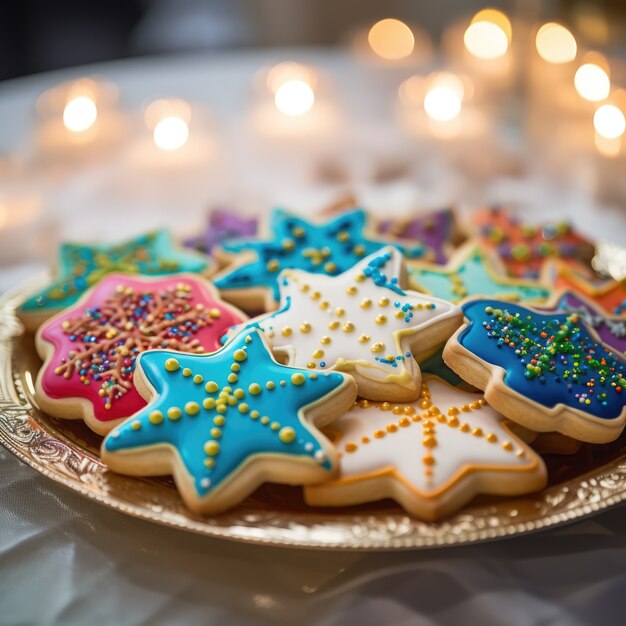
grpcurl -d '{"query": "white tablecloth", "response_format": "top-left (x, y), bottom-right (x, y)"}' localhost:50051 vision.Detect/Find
top-left (1, 50), bottom-right (626, 625)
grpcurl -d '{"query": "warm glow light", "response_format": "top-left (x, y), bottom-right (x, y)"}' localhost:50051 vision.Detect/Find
top-left (471, 9), bottom-right (512, 39)
top-left (145, 99), bottom-right (191, 129)
top-left (574, 63), bottom-right (610, 101)
top-left (424, 86), bottom-right (462, 121)
top-left (267, 63), bottom-right (317, 94)
top-left (464, 21), bottom-right (509, 60)
top-left (536, 23), bottom-right (577, 63)
top-left (595, 133), bottom-right (621, 157)
top-left (274, 80), bottom-right (315, 116)
top-left (398, 75), bottom-right (424, 106)
top-left (153, 116), bottom-right (189, 151)
top-left (368, 18), bottom-right (415, 60)
top-left (63, 96), bottom-right (97, 132)
top-left (594, 104), bottom-right (626, 139)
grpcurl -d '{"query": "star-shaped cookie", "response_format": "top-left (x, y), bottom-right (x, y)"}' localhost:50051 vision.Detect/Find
top-left (35, 274), bottom-right (246, 435)
top-left (305, 377), bottom-right (547, 521)
top-left (550, 261), bottom-right (626, 317)
top-left (212, 209), bottom-right (427, 312)
top-left (377, 207), bottom-right (462, 264)
top-left (443, 300), bottom-right (626, 443)
top-left (472, 206), bottom-right (595, 278)
top-left (235, 247), bottom-right (462, 401)
top-left (183, 208), bottom-right (258, 255)
top-left (408, 242), bottom-right (551, 304)
top-left (101, 328), bottom-right (357, 514)
top-left (541, 290), bottom-right (626, 354)
top-left (20, 230), bottom-right (211, 330)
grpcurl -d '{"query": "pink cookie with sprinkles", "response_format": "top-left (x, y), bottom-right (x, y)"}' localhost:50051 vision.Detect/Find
top-left (35, 273), bottom-right (247, 435)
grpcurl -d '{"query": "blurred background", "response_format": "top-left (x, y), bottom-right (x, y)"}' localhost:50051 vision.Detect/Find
top-left (2, 0), bottom-right (626, 81)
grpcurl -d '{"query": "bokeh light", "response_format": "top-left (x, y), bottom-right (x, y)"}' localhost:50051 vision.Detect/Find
top-left (594, 104), bottom-right (626, 139)
top-left (536, 23), bottom-right (577, 63)
top-left (368, 18), bottom-right (415, 60)
top-left (153, 116), bottom-right (189, 151)
top-left (574, 63), bottom-right (610, 102)
top-left (63, 96), bottom-right (97, 133)
top-left (464, 9), bottom-right (510, 60)
top-left (274, 80), bottom-right (315, 116)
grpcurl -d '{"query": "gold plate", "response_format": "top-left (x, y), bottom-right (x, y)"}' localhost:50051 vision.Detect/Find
top-left (1, 277), bottom-right (626, 551)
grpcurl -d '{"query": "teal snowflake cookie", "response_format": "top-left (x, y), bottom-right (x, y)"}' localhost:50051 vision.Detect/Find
top-left (212, 208), bottom-right (426, 311)
top-left (101, 328), bottom-right (357, 514)
top-left (408, 242), bottom-right (551, 304)
top-left (19, 230), bottom-right (211, 329)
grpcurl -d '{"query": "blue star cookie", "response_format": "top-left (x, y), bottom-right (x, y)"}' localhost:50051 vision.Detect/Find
top-left (213, 209), bottom-right (426, 310)
top-left (101, 329), bottom-right (356, 513)
top-left (19, 230), bottom-right (211, 328)
top-left (443, 300), bottom-right (626, 443)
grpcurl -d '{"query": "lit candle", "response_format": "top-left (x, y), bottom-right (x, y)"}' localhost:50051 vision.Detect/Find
top-left (253, 62), bottom-right (335, 137)
top-left (35, 77), bottom-right (124, 157)
top-left (145, 99), bottom-right (191, 151)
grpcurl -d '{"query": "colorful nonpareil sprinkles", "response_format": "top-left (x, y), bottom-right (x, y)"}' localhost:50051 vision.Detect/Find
top-left (459, 300), bottom-right (626, 419)
top-left (53, 283), bottom-right (215, 410)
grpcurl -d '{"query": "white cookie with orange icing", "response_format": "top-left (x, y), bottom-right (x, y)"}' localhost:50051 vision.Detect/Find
top-left (236, 248), bottom-right (462, 401)
top-left (305, 376), bottom-right (547, 520)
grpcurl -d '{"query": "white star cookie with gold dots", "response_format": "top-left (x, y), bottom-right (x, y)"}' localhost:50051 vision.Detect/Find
top-left (237, 247), bottom-right (463, 401)
top-left (305, 377), bottom-right (547, 521)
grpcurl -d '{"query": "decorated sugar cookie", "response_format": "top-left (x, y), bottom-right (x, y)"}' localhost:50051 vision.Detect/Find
top-left (212, 209), bottom-right (427, 312)
top-left (377, 207), bottom-right (462, 264)
top-left (35, 274), bottom-right (246, 435)
top-left (408, 242), bottom-right (551, 304)
top-left (305, 377), bottom-right (546, 521)
top-left (472, 206), bottom-right (595, 278)
top-left (101, 329), bottom-right (357, 514)
top-left (551, 261), bottom-right (626, 317)
top-left (443, 300), bottom-right (626, 443)
top-left (235, 247), bottom-right (462, 401)
top-left (541, 290), bottom-right (626, 355)
top-left (20, 230), bottom-right (211, 330)
top-left (183, 209), bottom-right (258, 255)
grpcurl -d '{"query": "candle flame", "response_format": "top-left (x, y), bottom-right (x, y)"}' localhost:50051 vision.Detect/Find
top-left (574, 63), bottom-right (610, 102)
top-left (63, 96), bottom-right (97, 133)
top-left (153, 116), bottom-right (189, 151)
top-left (368, 18), bottom-right (415, 60)
top-left (535, 23), bottom-right (577, 64)
top-left (274, 80), bottom-right (315, 116)
top-left (594, 104), bottom-right (625, 139)
top-left (464, 9), bottom-right (510, 60)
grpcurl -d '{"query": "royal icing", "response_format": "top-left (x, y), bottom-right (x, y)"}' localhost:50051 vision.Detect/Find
top-left (408, 245), bottom-right (551, 304)
top-left (552, 262), bottom-right (626, 317)
top-left (103, 329), bottom-right (348, 501)
top-left (184, 209), bottom-right (258, 255)
top-left (459, 300), bottom-right (626, 420)
top-left (541, 291), bottom-right (626, 354)
top-left (377, 207), bottom-right (459, 264)
top-left (473, 207), bottom-right (595, 278)
top-left (21, 230), bottom-right (210, 317)
top-left (38, 274), bottom-right (244, 429)
top-left (238, 248), bottom-right (461, 393)
top-left (213, 209), bottom-right (426, 303)
top-left (306, 378), bottom-right (544, 513)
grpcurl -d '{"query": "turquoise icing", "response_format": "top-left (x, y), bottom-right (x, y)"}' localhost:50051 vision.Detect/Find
top-left (420, 350), bottom-right (466, 387)
top-left (214, 209), bottom-right (425, 301)
top-left (103, 329), bottom-right (346, 497)
top-left (409, 250), bottom-right (550, 303)
top-left (21, 230), bottom-right (209, 314)
top-left (459, 300), bottom-right (626, 420)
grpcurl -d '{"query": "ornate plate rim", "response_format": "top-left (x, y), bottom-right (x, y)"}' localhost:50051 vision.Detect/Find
top-left (1, 275), bottom-right (626, 551)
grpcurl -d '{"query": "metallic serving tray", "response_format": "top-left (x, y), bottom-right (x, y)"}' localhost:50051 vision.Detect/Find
top-left (1, 277), bottom-right (626, 550)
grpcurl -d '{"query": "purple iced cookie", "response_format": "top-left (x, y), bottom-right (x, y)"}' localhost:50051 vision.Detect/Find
top-left (541, 290), bottom-right (626, 354)
top-left (185, 209), bottom-right (258, 255)
top-left (377, 208), bottom-right (458, 264)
